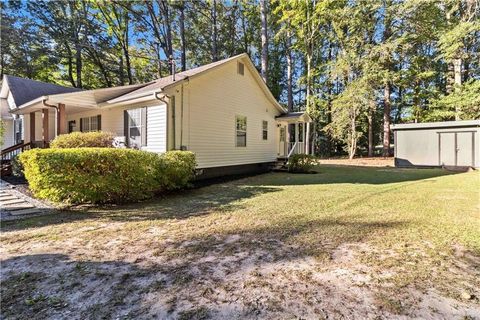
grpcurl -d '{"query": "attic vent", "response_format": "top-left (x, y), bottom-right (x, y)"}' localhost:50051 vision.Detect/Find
top-left (237, 62), bottom-right (244, 75)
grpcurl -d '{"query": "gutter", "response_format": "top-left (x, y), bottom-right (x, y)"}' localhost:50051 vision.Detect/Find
top-left (154, 92), bottom-right (175, 150)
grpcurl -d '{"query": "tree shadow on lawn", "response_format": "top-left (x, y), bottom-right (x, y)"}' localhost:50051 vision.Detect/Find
top-left (1, 216), bottom-right (409, 319)
top-left (1, 184), bottom-right (282, 231)
top-left (264, 165), bottom-right (459, 186)
top-left (1, 165), bottom-right (460, 232)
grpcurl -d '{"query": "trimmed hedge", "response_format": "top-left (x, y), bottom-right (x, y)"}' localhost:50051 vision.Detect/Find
top-left (19, 148), bottom-right (196, 204)
top-left (50, 131), bottom-right (114, 148)
top-left (288, 154), bottom-right (318, 173)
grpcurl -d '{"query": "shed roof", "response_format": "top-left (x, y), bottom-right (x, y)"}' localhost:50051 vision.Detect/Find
top-left (391, 120), bottom-right (480, 131)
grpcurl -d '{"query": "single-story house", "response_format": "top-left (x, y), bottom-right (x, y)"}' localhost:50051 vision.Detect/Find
top-left (392, 120), bottom-right (480, 169)
top-left (1, 54), bottom-right (312, 178)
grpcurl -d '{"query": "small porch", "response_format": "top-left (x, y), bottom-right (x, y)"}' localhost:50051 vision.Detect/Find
top-left (275, 112), bottom-right (314, 158)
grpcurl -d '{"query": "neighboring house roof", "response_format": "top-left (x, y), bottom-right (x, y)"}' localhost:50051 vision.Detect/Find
top-left (1, 75), bottom-right (82, 107)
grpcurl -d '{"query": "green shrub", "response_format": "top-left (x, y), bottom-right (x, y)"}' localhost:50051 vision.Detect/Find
top-left (288, 154), bottom-right (318, 173)
top-left (159, 151), bottom-right (197, 190)
top-left (19, 148), bottom-right (196, 204)
top-left (11, 155), bottom-right (24, 177)
top-left (50, 131), bottom-right (114, 148)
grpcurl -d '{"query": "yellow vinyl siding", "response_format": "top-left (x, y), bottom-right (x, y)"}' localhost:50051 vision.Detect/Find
top-left (167, 58), bottom-right (281, 169)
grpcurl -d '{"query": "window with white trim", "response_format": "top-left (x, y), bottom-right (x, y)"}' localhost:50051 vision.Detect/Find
top-left (127, 107), bottom-right (147, 148)
top-left (236, 115), bottom-right (247, 147)
top-left (262, 120), bottom-right (268, 140)
top-left (80, 115), bottom-right (100, 132)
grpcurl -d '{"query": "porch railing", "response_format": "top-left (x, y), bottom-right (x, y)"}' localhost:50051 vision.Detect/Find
top-left (1, 142), bottom-right (33, 161)
top-left (287, 142), bottom-right (305, 157)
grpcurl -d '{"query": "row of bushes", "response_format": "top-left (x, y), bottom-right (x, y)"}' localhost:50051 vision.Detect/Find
top-left (19, 148), bottom-right (196, 204)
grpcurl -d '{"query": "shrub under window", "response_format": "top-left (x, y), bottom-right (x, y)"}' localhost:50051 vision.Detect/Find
top-left (50, 131), bottom-right (114, 148)
top-left (19, 148), bottom-right (196, 204)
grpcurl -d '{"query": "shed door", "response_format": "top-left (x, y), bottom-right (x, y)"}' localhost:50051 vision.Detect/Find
top-left (439, 133), bottom-right (456, 166)
top-left (456, 132), bottom-right (474, 166)
top-left (439, 131), bottom-right (475, 167)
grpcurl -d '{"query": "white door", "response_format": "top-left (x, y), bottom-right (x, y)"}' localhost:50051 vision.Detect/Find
top-left (277, 126), bottom-right (286, 157)
top-left (457, 132), bottom-right (474, 166)
top-left (439, 132), bottom-right (456, 166)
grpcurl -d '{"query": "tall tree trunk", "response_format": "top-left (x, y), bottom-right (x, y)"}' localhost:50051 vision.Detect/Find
top-left (124, 15), bottom-right (133, 85)
top-left (413, 81), bottom-right (420, 122)
top-left (306, 51), bottom-right (312, 113)
top-left (65, 42), bottom-right (76, 87)
top-left (179, 3), bottom-right (186, 71)
top-left (260, 0), bottom-right (268, 83)
top-left (286, 30), bottom-right (293, 112)
top-left (75, 42), bottom-right (82, 88)
top-left (119, 53), bottom-right (125, 86)
top-left (383, 83), bottom-right (391, 157)
top-left (382, 0), bottom-right (392, 157)
top-left (368, 106), bottom-right (374, 157)
top-left (349, 113), bottom-right (357, 160)
top-left (211, 0), bottom-right (218, 61)
top-left (453, 58), bottom-right (462, 120)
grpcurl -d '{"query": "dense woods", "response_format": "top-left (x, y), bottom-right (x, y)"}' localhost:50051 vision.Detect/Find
top-left (1, 0), bottom-right (479, 157)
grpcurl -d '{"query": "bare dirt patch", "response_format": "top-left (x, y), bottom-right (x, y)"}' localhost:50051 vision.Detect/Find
top-left (320, 157), bottom-right (394, 167)
top-left (1, 167), bottom-right (479, 319)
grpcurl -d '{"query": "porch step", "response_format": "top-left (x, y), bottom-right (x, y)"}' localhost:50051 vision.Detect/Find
top-left (271, 157), bottom-right (289, 172)
top-left (9, 208), bottom-right (42, 216)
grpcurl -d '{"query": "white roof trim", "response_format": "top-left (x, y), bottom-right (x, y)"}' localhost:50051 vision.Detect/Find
top-left (391, 120), bottom-right (480, 130)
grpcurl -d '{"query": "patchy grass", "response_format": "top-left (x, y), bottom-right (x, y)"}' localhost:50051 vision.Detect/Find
top-left (1, 166), bottom-right (479, 319)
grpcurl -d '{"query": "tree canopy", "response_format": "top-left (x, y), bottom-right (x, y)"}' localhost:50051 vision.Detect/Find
top-left (1, 0), bottom-right (479, 158)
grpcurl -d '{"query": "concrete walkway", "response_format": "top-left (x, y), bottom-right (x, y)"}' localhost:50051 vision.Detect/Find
top-left (0, 180), bottom-right (53, 221)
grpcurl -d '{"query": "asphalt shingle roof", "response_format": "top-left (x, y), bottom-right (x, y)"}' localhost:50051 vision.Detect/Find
top-left (4, 75), bottom-right (81, 107)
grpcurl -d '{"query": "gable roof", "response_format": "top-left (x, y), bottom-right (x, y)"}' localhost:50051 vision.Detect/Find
top-left (106, 54), bottom-right (286, 113)
top-left (6, 54), bottom-right (286, 114)
top-left (1, 75), bottom-right (81, 107)
top-left (106, 54), bottom-right (245, 104)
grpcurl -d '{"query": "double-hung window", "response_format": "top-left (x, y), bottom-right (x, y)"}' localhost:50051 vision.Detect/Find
top-left (236, 115), bottom-right (247, 147)
top-left (80, 115), bottom-right (101, 132)
top-left (262, 120), bottom-right (268, 140)
top-left (126, 107), bottom-right (147, 149)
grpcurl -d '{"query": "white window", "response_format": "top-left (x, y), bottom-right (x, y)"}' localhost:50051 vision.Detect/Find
top-left (80, 115), bottom-right (101, 132)
top-left (236, 115), bottom-right (247, 147)
top-left (237, 62), bottom-right (244, 76)
top-left (262, 120), bottom-right (268, 140)
top-left (127, 107), bottom-right (147, 148)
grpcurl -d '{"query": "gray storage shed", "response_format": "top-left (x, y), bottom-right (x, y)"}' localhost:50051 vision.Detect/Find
top-left (391, 120), bottom-right (480, 169)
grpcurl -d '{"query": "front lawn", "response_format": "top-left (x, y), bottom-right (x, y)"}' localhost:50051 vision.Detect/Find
top-left (1, 166), bottom-right (479, 319)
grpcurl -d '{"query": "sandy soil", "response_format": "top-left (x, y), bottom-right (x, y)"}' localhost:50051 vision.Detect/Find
top-left (1, 231), bottom-right (479, 319)
top-left (320, 157), bottom-right (394, 167)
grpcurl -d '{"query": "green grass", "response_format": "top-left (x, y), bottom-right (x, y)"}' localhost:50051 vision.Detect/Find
top-left (1, 165), bottom-right (479, 318)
